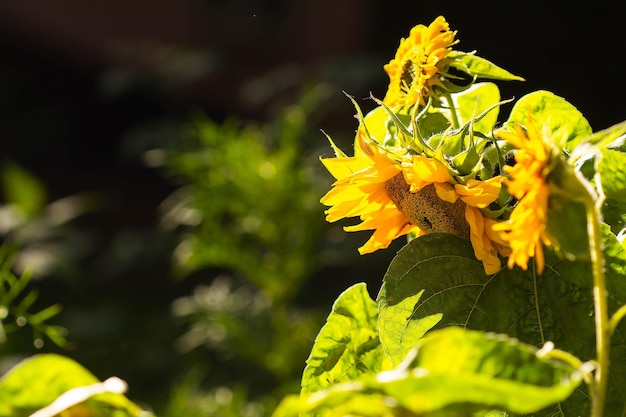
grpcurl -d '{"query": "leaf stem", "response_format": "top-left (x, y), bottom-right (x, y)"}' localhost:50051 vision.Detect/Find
top-left (531, 261), bottom-right (545, 344)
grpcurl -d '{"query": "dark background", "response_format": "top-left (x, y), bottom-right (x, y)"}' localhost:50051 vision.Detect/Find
top-left (0, 0), bottom-right (624, 412)
top-left (1, 1), bottom-right (625, 207)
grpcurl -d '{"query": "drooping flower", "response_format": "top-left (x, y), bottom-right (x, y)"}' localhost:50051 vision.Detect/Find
top-left (382, 16), bottom-right (457, 110)
top-left (404, 155), bottom-right (506, 274)
top-left (492, 121), bottom-right (554, 274)
top-left (320, 131), bottom-right (419, 254)
top-left (400, 157), bottom-right (507, 275)
top-left (321, 123), bottom-right (508, 275)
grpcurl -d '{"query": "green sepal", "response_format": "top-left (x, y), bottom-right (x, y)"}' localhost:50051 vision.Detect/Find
top-left (450, 135), bottom-right (482, 175)
top-left (360, 104), bottom-right (407, 149)
top-left (368, 94), bottom-right (432, 152)
top-left (415, 112), bottom-right (451, 145)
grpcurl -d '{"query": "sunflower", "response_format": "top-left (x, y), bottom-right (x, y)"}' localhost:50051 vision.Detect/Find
top-left (492, 121), bottom-right (553, 274)
top-left (382, 16), bottom-right (457, 110)
top-left (401, 158), bottom-right (507, 275)
top-left (320, 131), bottom-right (419, 254)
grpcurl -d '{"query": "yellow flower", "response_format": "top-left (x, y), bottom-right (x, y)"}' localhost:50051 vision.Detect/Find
top-left (320, 132), bottom-right (418, 254)
top-left (320, 127), bottom-right (506, 275)
top-left (492, 121), bottom-right (553, 274)
top-left (383, 16), bottom-right (457, 110)
top-left (401, 158), bottom-right (506, 275)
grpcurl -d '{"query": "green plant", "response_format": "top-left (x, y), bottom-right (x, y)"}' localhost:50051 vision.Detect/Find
top-left (155, 85), bottom-right (342, 416)
top-left (274, 16), bottom-right (626, 417)
top-left (0, 245), bottom-right (66, 348)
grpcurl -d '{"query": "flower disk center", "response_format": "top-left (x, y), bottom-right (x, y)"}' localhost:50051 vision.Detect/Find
top-left (384, 173), bottom-right (470, 237)
top-left (400, 49), bottom-right (427, 92)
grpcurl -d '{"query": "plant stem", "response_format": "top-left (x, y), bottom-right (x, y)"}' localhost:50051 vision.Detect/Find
top-left (532, 262), bottom-right (545, 344)
top-left (586, 191), bottom-right (609, 417)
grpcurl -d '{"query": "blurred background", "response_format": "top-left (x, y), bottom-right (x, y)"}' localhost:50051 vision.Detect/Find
top-left (0, 1), bottom-right (623, 416)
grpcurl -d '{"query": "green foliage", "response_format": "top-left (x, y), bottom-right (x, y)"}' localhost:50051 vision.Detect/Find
top-left (276, 229), bottom-right (626, 416)
top-left (154, 86), bottom-right (340, 415)
top-left (545, 193), bottom-right (590, 260)
top-left (172, 276), bottom-right (320, 382)
top-left (0, 354), bottom-right (151, 417)
top-left (301, 283), bottom-right (383, 395)
top-left (1, 161), bottom-right (47, 219)
top-left (453, 82), bottom-right (501, 134)
top-left (161, 86), bottom-right (329, 303)
top-left (0, 245), bottom-right (67, 348)
top-left (275, 328), bottom-right (581, 417)
top-left (574, 119), bottom-right (626, 149)
top-left (162, 373), bottom-right (268, 417)
top-left (505, 90), bottom-right (592, 150)
top-left (274, 25), bottom-right (626, 416)
top-left (599, 148), bottom-right (626, 202)
top-left (447, 52), bottom-right (525, 82)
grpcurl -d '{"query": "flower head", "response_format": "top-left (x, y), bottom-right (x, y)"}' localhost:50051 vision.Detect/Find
top-left (321, 123), bottom-right (508, 275)
top-left (383, 16), bottom-right (457, 110)
top-left (492, 121), bottom-right (554, 273)
top-left (320, 131), bottom-right (418, 254)
top-left (400, 157), bottom-right (506, 275)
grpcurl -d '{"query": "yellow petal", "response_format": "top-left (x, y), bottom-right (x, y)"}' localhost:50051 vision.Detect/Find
top-left (455, 177), bottom-right (503, 208)
top-left (434, 182), bottom-right (457, 203)
top-left (465, 206), bottom-right (502, 275)
top-left (320, 156), bottom-right (370, 181)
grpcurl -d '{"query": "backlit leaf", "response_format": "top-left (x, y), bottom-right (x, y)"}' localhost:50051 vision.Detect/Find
top-left (375, 233), bottom-right (606, 415)
top-left (0, 354), bottom-right (150, 417)
top-left (505, 90), bottom-right (592, 150)
top-left (274, 328), bottom-right (582, 417)
top-left (448, 52), bottom-right (525, 82)
top-left (301, 283), bottom-right (384, 395)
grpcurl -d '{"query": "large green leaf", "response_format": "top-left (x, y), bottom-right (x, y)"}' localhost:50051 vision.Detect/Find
top-left (274, 328), bottom-right (582, 417)
top-left (549, 224), bottom-right (626, 311)
top-left (377, 286), bottom-right (441, 368)
top-left (545, 224), bottom-right (626, 415)
top-left (506, 90), bottom-right (592, 150)
top-left (0, 354), bottom-right (151, 417)
top-left (301, 283), bottom-right (384, 395)
top-left (376, 233), bottom-right (601, 416)
top-left (377, 234), bottom-right (480, 366)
